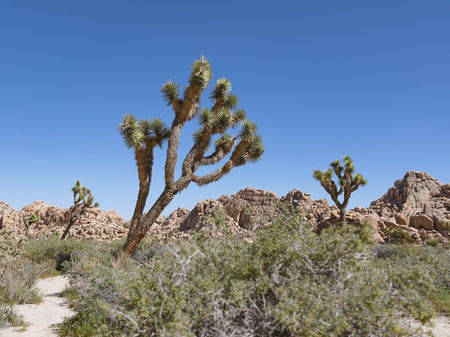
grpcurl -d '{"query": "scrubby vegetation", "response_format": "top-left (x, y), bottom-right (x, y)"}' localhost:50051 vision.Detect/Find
top-left (0, 230), bottom-right (41, 328)
top-left (2, 209), bottom-right (448, 336)
top-left (49, 210), bottom-right (450, 336)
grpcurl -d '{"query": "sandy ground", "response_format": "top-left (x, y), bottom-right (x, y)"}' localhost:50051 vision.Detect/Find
top-left (0, 276), bottom-right (74, 337)
top-left (404, 316), bottom-right (450, 337)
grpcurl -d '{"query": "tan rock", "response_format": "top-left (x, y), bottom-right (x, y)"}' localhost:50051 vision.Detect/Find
top-left (224, 187), bottom-right (279, 229)
top-left (410, 214), bottom-right (435, 230)
top-left (394, 213), bottom-right (409, 226)
top-left (179, 199), bottom-right (237, 231)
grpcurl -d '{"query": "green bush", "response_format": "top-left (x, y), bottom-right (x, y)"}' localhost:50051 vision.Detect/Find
top-left (374, 244), bottom-right (450, 315)
top-left (59, 208), bottom-right (440, 336)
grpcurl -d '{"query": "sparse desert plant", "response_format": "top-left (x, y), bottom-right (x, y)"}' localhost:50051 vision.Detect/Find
top-left (61, 181), bottom-right (99, 240)
top-left (23, 213), bottom-right (40, 237)
top-left (313, 155), bottom-right (367, 223)
top-left (121, 56), bottom-right (264, 256)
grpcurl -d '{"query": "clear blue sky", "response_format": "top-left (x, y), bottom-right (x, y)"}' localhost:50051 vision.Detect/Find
top-left (1, 0), bottom-right (449, 220)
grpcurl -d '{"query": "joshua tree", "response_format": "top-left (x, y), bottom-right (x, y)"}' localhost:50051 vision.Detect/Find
top-left (119, 116), bottom-right (170, 236)
top-left (61, 180), bottom-right (99, 240)
top-left (23, 213), bottom-right (40, 237)
top-left (313, 156), bottom-right (367, 224)
top-left (121, 56), bottom-right (264, 256)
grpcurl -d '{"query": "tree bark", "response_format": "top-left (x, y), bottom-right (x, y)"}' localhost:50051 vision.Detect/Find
top-left (339, 206), bottom-right (347, 224)
top-left (128, 150), bottom-right (152, 235)
top-left (61, 216), bottom-right (76, 240)
top-left (122, 187), bottom-right (176, 256)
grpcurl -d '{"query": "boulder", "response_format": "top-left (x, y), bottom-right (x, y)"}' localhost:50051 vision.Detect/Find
top-left (223, 188), bottom-right (279, 229)
top-left (394, 213), bottom-right (409, 227)
top-left (281, 190), bottom-right (332, 226)
top-left (179, 200), bottom-right (238, 231)
top-left (410, 214), bottom-right (435, 231)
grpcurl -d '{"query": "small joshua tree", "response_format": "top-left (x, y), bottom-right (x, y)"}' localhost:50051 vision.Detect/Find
top-left (23, 213), bottom-right (40, 237)
top-left (121, 56), bottom-right (264, 255)
top-left (61, 181), bottom-right (99, 240)
top-left (313, 156), bottom-right (367, 224)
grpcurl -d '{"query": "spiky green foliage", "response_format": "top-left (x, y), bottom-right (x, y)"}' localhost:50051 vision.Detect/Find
top-left (121, 56), bottom-right (264, 256)
top-left (238, 119), bottom-right (258, 142)
top-left (189, 56), bottom-right (212, 89)
top-left (61, 181), bottom-right (99, 240)
top-left (161, 81), bottom-right (180, 106)
top-left (233, 108), bottom-right (247, 122)
top-left (314, 156), bottom-right (367, 223)
top-left (214, 134), bottom-right (235, 153)
top-left (118, 114), bottom-right (143, 149)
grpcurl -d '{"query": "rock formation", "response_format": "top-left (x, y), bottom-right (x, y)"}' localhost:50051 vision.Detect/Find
top-left (1, 171), bottom-right (449, 244)
top-left (0, 201), bottom-right (127, 241)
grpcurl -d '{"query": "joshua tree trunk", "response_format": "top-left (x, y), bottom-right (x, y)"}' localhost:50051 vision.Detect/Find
top-left (127, 149), bottom-right (153, 234)
top-left (122, 187), bottom-right (176, 256)
top-left (339, 206), bottom-right (346, 224)
top-left (61, 216), bottom-right (77, 240)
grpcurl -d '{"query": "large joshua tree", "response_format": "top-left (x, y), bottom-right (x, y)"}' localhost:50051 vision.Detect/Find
top-left (313, 156), bottom-right (367, 224)
top-left (121, 56), bottom-right (264, 256)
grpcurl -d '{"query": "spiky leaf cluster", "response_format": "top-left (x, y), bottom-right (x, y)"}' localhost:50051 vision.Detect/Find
top-left (189, 56), bottom-right (212, 89)
top-left (119, 115), bottom-right (170, 149)
top-left (214, 134), bottom-right (235, 153)
top-left (119, 114), bottom-right (143, 149)
top-left (161, 81), bottom-right (181, 106)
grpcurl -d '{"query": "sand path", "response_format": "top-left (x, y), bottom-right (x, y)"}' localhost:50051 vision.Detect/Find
top-left (0, 276), bottom-right (74, 337)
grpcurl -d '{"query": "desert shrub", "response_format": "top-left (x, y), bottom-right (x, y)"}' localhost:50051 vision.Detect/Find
top-left (24, 235), bottom-right (114, 272)
top-left (374, 244), bottom-right (450, 315)
top-left (0, 230), bottom-right (42, 328)
top-left (59, 208), bottom-right (439, 336)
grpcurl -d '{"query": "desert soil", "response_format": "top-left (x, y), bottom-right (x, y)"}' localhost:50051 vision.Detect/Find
top-left (0, 275), bottom-right (74, 337)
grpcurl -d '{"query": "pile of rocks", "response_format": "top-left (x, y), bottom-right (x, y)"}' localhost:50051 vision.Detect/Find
top-left (1, 171), bottom-right (448, 244)
top-left (0, 201), bottom-right (127, 241)
top-left (156, 171), bottom-right (449, 245)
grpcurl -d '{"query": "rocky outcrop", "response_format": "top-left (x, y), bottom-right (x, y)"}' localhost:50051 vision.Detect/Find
top-left (2, 171), bottom-right (448, 245)
top-left (280, 190), bottom-right (332, 226)
top-left (364, 171), bottom-right (450, 241)
top-left (0, 201), bottom-right (127, 241)
top-left (368, 171), bottom-right (450, 217)
top-left (223, 188), bottom-right (279, 229)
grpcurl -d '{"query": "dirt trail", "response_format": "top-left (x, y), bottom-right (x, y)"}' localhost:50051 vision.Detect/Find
top-left (0, 275), bottom-right (74, 337)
